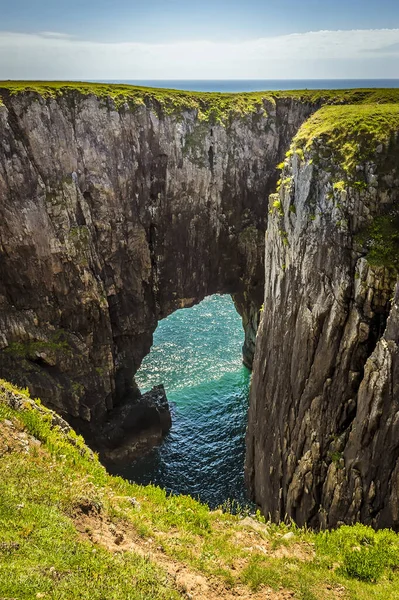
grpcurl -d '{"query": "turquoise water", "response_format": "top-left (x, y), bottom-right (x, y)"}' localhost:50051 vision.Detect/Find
top-left (118, 294), bottom-right (251, 508)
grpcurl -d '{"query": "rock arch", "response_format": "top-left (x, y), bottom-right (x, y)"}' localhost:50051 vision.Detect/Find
top-left (0, 90), bottom-right (315, 442)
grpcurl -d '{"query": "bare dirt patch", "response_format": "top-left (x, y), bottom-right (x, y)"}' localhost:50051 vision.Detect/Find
top-left (72, 506), bottom-right (302, 600)
top-left (231, 519), bottom-right (315, 562)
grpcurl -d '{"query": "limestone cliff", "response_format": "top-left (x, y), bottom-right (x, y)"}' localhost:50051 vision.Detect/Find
top-left (246, 104), bottom-right (399, 529)
top-left (0, 83), bottom-right (316, 444)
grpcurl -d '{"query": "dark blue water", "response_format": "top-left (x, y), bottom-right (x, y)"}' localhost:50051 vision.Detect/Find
top-left (118, 295), bottom-right (251, 508)
top-left (97, 79), bottom-right (399, 92)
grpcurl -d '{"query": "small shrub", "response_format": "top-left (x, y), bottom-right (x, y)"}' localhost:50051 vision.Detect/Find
top-left (342, 545), bottom-right (385, 582)
top-left (316, 524), bottom-right (399, 583)
top-left (356, 213), bottom-right (399, 272)
top-left (333, 180), bottom-right (346, 192)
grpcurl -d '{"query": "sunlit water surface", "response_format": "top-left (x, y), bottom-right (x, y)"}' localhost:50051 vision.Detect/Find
top-left (114, 295), bottom-right (251, 508)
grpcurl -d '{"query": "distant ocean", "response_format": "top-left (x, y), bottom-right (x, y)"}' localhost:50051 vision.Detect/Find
top-left (96, 79), bottom-right (399, 92)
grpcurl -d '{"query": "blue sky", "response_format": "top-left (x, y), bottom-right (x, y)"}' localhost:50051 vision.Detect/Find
top-left (3, 0), bottom-right (399, 41)
top-left (1, 0), bottom-right (399, 78)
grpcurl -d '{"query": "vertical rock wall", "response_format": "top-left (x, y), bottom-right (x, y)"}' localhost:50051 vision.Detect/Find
top-left (247, 126), bottom-right (399, 528)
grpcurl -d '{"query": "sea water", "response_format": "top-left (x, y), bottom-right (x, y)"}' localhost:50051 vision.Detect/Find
top-left (116, 295), bottom-right (251, 508)
top-left (97, 79), bottom-right (399, 92)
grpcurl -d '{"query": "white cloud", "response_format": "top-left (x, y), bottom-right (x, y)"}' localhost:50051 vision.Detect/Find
top-left (0, 29), bottom-right (398, 79)
top-left (38, 32), bottom-right (76, 39)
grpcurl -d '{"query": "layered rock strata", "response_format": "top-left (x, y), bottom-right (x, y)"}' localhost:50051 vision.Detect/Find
top-left (246, 115), bottom-right (399, 529)
top-left (0, 87), bottom-right (315, 441)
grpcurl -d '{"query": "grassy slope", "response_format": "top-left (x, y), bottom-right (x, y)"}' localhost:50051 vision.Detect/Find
top-left (2, 381), bottom-right (399, 600)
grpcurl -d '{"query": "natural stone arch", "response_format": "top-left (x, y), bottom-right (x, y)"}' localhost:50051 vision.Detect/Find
top-left (0, 89), bottom-right (316, 445)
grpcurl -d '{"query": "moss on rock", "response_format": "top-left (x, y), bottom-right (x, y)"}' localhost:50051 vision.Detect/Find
top-left (356, 213), bottom-right (399, 273)
top-left (293, 104), bottom-right (399, 176)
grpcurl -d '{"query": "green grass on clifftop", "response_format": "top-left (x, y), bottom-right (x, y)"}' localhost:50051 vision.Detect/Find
top-left (2, 379), bottom-right (399, 599)
top-left (1, 81), bottom-right (399, 124)
top-left (293, 103), bottom-right (399, 174)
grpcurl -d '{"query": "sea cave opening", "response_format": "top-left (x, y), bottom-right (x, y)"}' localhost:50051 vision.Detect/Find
top-left (112, 294), bottom-right (252, 508)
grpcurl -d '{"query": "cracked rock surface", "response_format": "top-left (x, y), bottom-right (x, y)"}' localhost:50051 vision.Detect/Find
top-left (246, 138), bottom-right (399, 529)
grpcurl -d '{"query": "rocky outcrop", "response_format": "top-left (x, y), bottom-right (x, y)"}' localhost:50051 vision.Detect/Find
top-left (246, 115), bottom-right (399, 529)
top-left (0, 87), bottom-right (316, 442)
top-left (96, 384), bottom-right (171, 464)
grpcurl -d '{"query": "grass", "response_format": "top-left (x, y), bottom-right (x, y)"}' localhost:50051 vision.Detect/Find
top-left (1, 508), bottom-right (177, 600)
top-left (292, 104), bottom-right (399, 175)
top-left (2, 380), bottom-right (399, 599)
top-left (0, 81), bottom-right (399, 124)
top-left (316, 525), bottom-right (399, 582)
top-left (0, 80), bottom-right (271, 124)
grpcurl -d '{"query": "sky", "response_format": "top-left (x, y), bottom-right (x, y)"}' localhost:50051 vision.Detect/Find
top-left (1, 0), bottom-right (399, 79)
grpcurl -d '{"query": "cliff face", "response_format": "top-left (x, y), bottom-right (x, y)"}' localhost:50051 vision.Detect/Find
top-left (0, 87), bottom-right (315, 439)
top-left (246, 105), bottom-right (399, 529)
top-left (2, 85), bottom-right (399, 528)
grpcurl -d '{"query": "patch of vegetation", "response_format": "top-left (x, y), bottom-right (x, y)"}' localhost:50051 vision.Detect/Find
top-left (295, 148), bottom-right (305, 161)
top-left (270, 195), bottom-right (284, 217)
top-left (279, 229), bottom-right (289, 246)
top-left (242, 555), bottom-right (282, 591)
top-left (4, 335), bottom-right (71, 361)
top-left (356, 213), bottom-right (399, 272)
top-left (0, 81), bottom-right (268, 125)
top-left (333, 181), bottom-right (346, 193)
top-left (182, 121), bottom-right (209, 166)
top-left (316, 524), bottom-right (399, 583)
top-left (352, 180), bottom-right (368, 190)
top-left (238, 226), bottom-right (261, 246)
top-left (282, 176), bottom-right (293, 189)
top-left (2, 380), bottom-right (399, 599)
top-left (293, 104), bottom-right (399, 176)
top-left (328, 450), bottom-right (344, 467)
top-left (67, 226), bottom-right (91, 266)
top-left (69, 225), bottom-right (90, 243)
